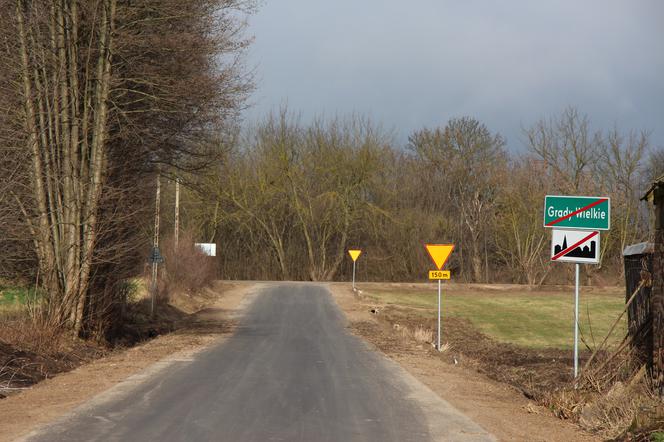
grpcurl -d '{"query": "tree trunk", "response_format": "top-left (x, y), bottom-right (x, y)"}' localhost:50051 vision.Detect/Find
top-left (14, 0), bottom-right (117, 334)
top-left (652, 198), bottom-right (664, 397)
top-left (471, 237), bottom-right (483, 283)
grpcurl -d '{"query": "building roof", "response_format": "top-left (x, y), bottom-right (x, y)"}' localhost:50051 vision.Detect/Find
top-left (642, 174), bottom-right (664, 202)
top-left (623, 242), bottom-right (654, 256)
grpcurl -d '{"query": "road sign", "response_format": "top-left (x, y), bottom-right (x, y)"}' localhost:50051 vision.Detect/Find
top-left (549, 228), bottom-right (600, 378)
top-left (429, 270), bottom-right (450, 280)
top-left (544, 195), bottom-right (610, 230)
top-left (551, 229), bottom-right (600, 264)
top-left (348, 249), bottom-right (362, 290)
top-left (424, 244), bottom-right (454, 270)
top-left (545, 196), bottom-right (608, 379)
top-left (149, 246), bottom-right (165, 264)
top-left (195, 243), bottom-right (216, 257)
top-left (424, 244), bottom-right (454, 353)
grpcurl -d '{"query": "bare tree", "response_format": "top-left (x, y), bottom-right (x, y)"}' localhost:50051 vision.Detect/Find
top-left (164, 109), bottom-right (653, 287)
top-left (0, 0), bottom-right (253, 337)
top-left (525, 107), bottom-right (601, 194)
top-left (409, 117), bottom-right (506, 282)
top-left (495, 158), bottom-right (550, 285)
top-left (597, 128), bottom-right (649, 271)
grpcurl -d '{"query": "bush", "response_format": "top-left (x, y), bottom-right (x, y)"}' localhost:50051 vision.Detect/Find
top-left (162, 231), bottom-right (217, 296)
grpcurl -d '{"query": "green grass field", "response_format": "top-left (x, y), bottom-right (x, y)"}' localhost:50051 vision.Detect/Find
top-left (1, 288), bottom-right (32, 305)
top-left (0, 279), bottom-right (141, 314)
top-left (0, 286), bottom-right (39, 314)
top-left (365, 287), bottom-right (626, 349)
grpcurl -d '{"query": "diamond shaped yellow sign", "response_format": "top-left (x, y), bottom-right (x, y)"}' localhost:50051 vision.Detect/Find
top-left (348, 249), bottom-right (362, 262)
top-left (425, 244), bottom-right (454, 270)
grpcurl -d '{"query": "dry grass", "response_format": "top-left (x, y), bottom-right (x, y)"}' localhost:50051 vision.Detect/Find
top-left (162, 232), bottom-right (217, 297)
top-left (541, 338), bottom-right (660, 440)
top-left (413, 326), bottom-right (433, 344)
top-left (0, 310), bottom-right (75, 357)
top-left (0, 306), bottom-right (105, 399)
top-left (437, 341), bottom-right (451, 353)
top-left (546, 372), bottom-right (657, 440)
top-left (392, 323), bottom-right (436, 347)
top-left (1, 285), bottom-right (80, 356)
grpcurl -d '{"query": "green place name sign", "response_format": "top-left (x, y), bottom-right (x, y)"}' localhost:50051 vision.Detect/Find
top-left (543, 195), bottom-right (610, 230)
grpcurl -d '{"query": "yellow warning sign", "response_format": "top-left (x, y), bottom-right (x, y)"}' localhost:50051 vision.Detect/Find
top-left (348, 250), bottom-right (362, 262)
top-left (429, 270), bottom-right (450, 280)
top-left (424, 244), bottom-right (454, 270)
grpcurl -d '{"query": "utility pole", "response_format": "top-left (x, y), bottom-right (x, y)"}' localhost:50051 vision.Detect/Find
top-left (151, 172), bottom-right (161, 317)
top-left (174, 177), bottom-right (180, 250)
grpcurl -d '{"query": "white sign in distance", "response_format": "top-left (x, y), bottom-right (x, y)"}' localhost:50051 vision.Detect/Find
top-left (195, 243), bottom-right (216, 257)
top-left (551, 229), bottom-right (600, 264)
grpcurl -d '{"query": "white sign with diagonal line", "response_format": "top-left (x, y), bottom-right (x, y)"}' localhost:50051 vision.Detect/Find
top-left (551, 229), bottom-right (600, 264)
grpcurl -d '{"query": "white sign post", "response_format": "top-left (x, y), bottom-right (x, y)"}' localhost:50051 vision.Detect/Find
top-left (195, 243), bottom-right (216, 257)
top-left (574, 263), bottom-right (580, 378)
top-left (550, 229), bottom-right (601, 378)
top-left (551, 229), bottom-right (600, 264)
top-left (545, 196), bottom-right (608, 379)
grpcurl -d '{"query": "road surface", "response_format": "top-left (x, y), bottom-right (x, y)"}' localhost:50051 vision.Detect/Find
top-left (25, 283), bottom-right (493, 442)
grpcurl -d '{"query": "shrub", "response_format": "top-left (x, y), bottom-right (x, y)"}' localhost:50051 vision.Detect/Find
top-left (162, 231), bottom-right (217, 296)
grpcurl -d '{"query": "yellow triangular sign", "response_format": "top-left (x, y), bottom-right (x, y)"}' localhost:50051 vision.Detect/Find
top-left (425, 244), bottom-right (454, 270)
top-left (348, 249), bottom-right (362, 262)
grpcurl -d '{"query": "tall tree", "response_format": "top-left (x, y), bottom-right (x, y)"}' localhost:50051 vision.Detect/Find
top-left (0, 0), bottom-right (253, 336)
top-left (409, 117), bottom-right (506, 282)
top-left (495, 158), bottom-right (550, 285)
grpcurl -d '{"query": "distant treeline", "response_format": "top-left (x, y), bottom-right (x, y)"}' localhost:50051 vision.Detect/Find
top-left (167, 107), bottom-right (660, 285)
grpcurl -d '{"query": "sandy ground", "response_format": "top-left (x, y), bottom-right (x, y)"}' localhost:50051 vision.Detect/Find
top-left (327, 282), bottom-right (601, 442)
top-left (0, 281), bottom-right (257, 442)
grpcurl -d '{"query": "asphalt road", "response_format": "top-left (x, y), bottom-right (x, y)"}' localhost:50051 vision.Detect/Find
top-left (26, 283), bottom-right (493, 442)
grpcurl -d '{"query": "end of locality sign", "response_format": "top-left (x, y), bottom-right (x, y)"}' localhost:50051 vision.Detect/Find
top-left (543, 195), bottom-right (610, 230)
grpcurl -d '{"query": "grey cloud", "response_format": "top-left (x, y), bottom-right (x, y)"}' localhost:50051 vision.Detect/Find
top-left (244, 0), bottom-right (664, 149)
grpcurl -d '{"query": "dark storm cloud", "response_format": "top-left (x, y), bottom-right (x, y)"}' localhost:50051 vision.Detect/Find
top-left (245, 0), bottom-right (664, 149)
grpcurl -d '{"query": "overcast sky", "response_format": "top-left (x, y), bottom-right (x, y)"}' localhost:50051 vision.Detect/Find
top-left (243, 1), bottom-right (664, 151)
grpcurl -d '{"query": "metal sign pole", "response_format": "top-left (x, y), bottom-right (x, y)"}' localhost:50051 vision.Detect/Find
top-left (437, 278), bottom-right (442, 351)
top-left (151, 261), bottom-right (157, 316)
top-left (543, 196), bottom-right (609, 381)
top-left (574, 263), bottom-right (580, 378)
top-left (352, 260), bottom-right (356, 290)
